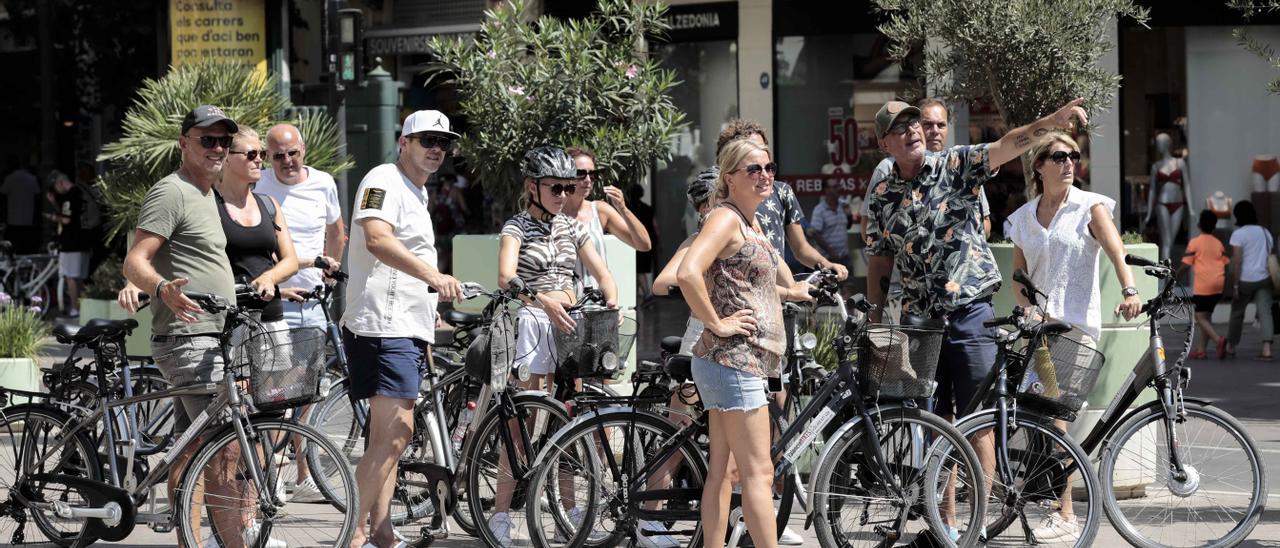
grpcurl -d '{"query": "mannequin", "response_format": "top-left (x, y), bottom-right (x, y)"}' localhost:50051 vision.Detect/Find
top-left (1144, 133), bottom-right (1192, 262)
top-left (1252, 154), bottom-right (1280, 193)
top-left (1207, 191), bottom-right (1233, 231)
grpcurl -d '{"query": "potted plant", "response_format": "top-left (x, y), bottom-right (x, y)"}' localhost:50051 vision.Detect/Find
top-left (0, 294), bottom-right (51, 404)
top-left (80, 257), bottom-right (125, 322)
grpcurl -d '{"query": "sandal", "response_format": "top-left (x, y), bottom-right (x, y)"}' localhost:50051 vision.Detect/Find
top-left (1188, 351), bottom-right (1208, 359)
top-left (1217, 337), bottom-right (1229, 360)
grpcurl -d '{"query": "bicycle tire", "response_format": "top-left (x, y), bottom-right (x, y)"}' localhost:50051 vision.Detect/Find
top-left (812, 406), bottom-right (987, 548)
top-left (0, 404), bottom-right (103, 547)
top-left (466, 392), bottom-right (572, 548)
top-left (176, 418), bottom-right (357, 548)
top-left (1099, 402), bottom-right (1266, 548)
top-left (525, 408), bottom-right (708, 548)
top-left (952, 411), bottom-right (1102, 547)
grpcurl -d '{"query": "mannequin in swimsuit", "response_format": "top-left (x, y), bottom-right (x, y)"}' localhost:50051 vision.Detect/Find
top-left (1252, 154), bottom-right (1280, 193)
top-left (1144, 133), bottom-right (1192, 262)
top-left (1207, 191), bottom-right (1233, 233)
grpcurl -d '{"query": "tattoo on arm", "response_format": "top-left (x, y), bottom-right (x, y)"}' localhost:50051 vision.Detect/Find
top-left (1033, 128), bottom-right (1049, 137)
top-left (1015, 135), bottom-right (1032, 147)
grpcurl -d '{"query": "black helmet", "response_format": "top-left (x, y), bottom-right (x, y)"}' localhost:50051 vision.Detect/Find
top-left (687, 166), bottom-right (718, 207)
top-left (521, 146), bottom-right (577, 179)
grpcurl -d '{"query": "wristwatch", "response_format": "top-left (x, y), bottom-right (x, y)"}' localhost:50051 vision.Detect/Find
top-left (1122, 286), bottom-right (1139, 298)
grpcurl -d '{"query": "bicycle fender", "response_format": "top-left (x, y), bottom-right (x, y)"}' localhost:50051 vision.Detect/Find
top-left (805, 403), bottom-right (915, 512)
top-left (526, 406), bottom-right (670, 473)
top-left (1105, 397), bottom-right (1215, 439)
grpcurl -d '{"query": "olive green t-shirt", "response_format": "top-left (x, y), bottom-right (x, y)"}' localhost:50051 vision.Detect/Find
top-left (136, 171), bottom-right (235, 335)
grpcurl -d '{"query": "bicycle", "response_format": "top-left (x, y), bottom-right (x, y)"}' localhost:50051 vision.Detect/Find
top-left (1085, 256), bottom-right (1265, 547)
top-left (525, 277), bottom-right (989, 548)
top-left (0, 240), bottom-right (59, 317)
top-left (948, 269), bottom-right (1104, 546)
top-left (0, 289), bottom-right (358, 547)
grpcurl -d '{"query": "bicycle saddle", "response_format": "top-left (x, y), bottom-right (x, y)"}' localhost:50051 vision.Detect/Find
top-left (899, 313), bottom-right (948, 330)
top-left (53, 319), bottom-right (139, 345)
top-left (444, 308), bottom-right (483, 326)
top-left (664, 354), bottom-right (692, 384)
top-left (660, 336), bottom-right (683, 355)
top-left (1039, 320), bottom-right (1075, 336)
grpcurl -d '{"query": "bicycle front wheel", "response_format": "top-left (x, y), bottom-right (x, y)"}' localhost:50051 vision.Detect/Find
top-left (176, 418), bottom-right (358, 548)
top-left (812, 406), bottom-right (986, 548)
top-left (0, 404), bottom-right (102, 546)
top-left (1100, 402), bottom-right (1266, 548)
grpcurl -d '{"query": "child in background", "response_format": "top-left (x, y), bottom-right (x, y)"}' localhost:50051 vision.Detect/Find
top-left (1183, 209), bottom-right (1230, 359)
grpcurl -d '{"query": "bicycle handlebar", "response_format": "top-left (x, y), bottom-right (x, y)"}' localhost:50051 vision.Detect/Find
top-left (313, 256), bottom-right (349, 282)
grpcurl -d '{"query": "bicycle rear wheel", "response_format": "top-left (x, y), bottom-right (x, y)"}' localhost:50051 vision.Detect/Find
top-left (952, 412), bottom-right (1101, 547)
top-left (1099, 402), bottom-right (1266, 548)
top-left (176, 418), bottom-right (357, 548)
top-left (812, 406), bottom-right (986, 547)
top-left (0, 404), bottom-right (102, 546)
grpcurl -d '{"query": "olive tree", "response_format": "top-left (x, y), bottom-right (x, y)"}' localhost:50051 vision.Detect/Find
top-left (874, 0), bottom-right (1148, 180)
top-left (426, 0), bottom-right (686, 214)
top-left (1230, 0), bottom-right (1280, 93)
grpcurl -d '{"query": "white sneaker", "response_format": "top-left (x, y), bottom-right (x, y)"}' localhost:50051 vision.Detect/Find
top-left (243, 521), bottom-right (288, 548)
top-left (636, 519), bottom-right (679, 548)
top-left (489, 511), bottom-right (513, 547)
top-left (290, 477), bottom-right (325, 503)
top-left (778, 526), bottom-right (804, 545)
top-left (1030, 513), bottom-right (1081, 543)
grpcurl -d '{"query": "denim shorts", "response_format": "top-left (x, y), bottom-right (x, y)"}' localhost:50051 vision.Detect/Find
top-left (342, 328), bottom-right (427, 401)
top-left (690, 356), bottom-right (768, 412)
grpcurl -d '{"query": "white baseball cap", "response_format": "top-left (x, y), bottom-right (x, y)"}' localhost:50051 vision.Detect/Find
top-left (402, 110), bottom-right (460, 139)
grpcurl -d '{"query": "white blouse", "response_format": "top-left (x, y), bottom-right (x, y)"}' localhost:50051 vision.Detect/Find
top-left (1006, 188), bottom-right (1116, 341)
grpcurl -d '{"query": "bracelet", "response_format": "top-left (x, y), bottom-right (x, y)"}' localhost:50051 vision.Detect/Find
top-left (155, 279), bottom-right (169, 297)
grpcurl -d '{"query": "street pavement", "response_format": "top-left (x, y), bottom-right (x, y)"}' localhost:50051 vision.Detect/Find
top-left (19, 313), bottom-right (1280, 546)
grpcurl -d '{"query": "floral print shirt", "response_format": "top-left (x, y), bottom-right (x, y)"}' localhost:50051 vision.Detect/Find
top-left (755, 181), bottom-right (805, 255)
top-left (865, 145), bottom-right (1002, 317)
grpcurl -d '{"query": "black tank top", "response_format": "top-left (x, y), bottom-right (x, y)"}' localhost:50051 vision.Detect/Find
top-left (216, 191), bottom-right (283, 321)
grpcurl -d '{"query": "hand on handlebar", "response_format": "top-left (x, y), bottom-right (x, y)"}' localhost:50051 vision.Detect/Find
top-left (786, 281), bottom-right (816, 303)
top-left (117, 282), bottom-right (147, 314)
top-left (427, 272), bottom-right (463, 302)
top-left (279, 286), bottom-right (309, 303)
top-left (1115, 295), bottom-right (1142, 321)
top-left (158, 278), bottom-right (203, 322)
top-left (823, 262), bottom-right (849, 281)
top-left (537, 294), bottom-right (578, 334)
top-left (249, 276), bottom-right (276, 302)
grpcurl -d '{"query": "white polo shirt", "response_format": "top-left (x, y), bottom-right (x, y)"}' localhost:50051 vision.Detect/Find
top-left (254, 166), bottom-right (343, 291)
top-left (342, 163), bottom-right (439, 342)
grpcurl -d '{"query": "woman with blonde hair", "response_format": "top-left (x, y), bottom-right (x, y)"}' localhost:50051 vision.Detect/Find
top-left (677, 138), bottom-right (803, 548)
top-left (1003, 132), bottom-right (1141, 542)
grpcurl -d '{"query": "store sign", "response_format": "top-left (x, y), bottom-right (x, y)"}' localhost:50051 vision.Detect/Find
top-left (828, 113), bottom-right (860, 167)
top-left (660, 2), bottom-right (737, 42)
top-left (169, 0), bottom-right (266, 76)
top-left (783, 173), bottom-right (872, 198)
top-left (367, 35), bottom-right (433, 56)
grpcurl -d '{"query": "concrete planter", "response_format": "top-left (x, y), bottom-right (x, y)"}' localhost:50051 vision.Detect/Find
top-left (79, 297), bottom-right (153, 358)
top-left (0, 357), bottom-right (41, 405)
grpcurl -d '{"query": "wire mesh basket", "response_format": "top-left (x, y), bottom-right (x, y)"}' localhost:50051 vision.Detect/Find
top-left (1017, 331), bottom-right (1105, 421)
top-left (235, 327), bottom-right (327, 412)
top-left (857, 324), bottom-right (945, 400)
top-left (554, 308), bottom-right (631, 378)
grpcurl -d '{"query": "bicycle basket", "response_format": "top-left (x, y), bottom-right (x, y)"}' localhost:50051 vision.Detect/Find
top-left (857, 324), bottom-right (944, 400)
top-left (236, 327), bottom-right (327, 412)
top-left (554, 307), bottom-right (624, 378)
top-left (1017, 331), bottom-right (1105, 421)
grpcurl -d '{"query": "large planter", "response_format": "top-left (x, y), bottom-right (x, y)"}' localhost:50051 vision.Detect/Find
top-left (0, 357), bottom-right (42, 405)
top-left (79, 297), bottom-right (153, 358)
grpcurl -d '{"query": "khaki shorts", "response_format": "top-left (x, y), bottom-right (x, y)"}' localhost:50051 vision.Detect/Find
top-left (152, 334), bottom-right (224, 434)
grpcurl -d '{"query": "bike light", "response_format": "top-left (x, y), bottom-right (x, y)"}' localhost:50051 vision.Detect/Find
top-left (799, 332), bottom-right (818, 351)
top-left (600, 351), bottom-right (619, 372)
top-left (515, 362), bottom-right (531, 382)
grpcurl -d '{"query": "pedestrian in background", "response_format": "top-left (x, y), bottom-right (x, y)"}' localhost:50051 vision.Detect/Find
top-left (1183, 209), bottom-right (1229, 359)
top-left (1227, 200), bottom-right (1274, 360)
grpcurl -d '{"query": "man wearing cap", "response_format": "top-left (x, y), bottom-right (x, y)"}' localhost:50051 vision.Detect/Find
top-left (343, 109), bottom-right (463, 548)
top-left (123, 105), bottom-right (259, 545)
top-left (864, 98), bottom-right (1088, 422)
top-left (255, 123), bottom-right (347, 327)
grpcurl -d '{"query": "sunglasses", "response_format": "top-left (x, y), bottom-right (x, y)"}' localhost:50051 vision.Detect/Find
top-left (271, 149), bottom-right (301, 162)
top-left (1048, 150), bottom-right (1082, 164)
top-left (539, 181), bottom-right (578, 196)
top-left (229, 149), bottom-right (267, 162)
top-left (575, 169), bottom-right (600, 180)
top-left (888, 118), bottom-right (922, 136)
top-left (191, 135), bottom-right (233, 149)
top-left (409, 135), bottom-right (453, 151)
top-left (731, 162), bottom-right (778, 178)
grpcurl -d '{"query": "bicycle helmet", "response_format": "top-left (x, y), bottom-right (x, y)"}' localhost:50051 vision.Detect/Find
top-left (687, 166), bottom-right (718, 208)
top-left (521, 146), bottom-right (577, 180)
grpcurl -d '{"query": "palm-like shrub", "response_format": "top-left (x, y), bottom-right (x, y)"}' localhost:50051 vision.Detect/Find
top-left (97, 61), bottom-right (354, 240)
top-left (427, 0), bottom-right (686, 213)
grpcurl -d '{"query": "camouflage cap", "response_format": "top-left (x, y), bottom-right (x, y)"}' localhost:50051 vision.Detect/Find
top-left (687, 166), bottom-right (718, 207)
top-left (521, 146), bottom-right (577, 179)
top-left (874, 101), bottom-right (922, 140)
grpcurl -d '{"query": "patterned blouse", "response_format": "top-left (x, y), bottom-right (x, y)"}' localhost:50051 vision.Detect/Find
top-left (754, 180), bottom-right (805, 255)
top-left (501, 211), bottom-right (590, 295)
top-left (693, 207), bottom-right (785, 378)
top-left (865, 145), bottom-right (1002, 317)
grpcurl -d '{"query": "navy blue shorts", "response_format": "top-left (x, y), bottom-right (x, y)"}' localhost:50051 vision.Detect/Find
top-left (343, 328), bottom-right (427, 401)
top-left (932, 299), bottom-right (998, 418)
